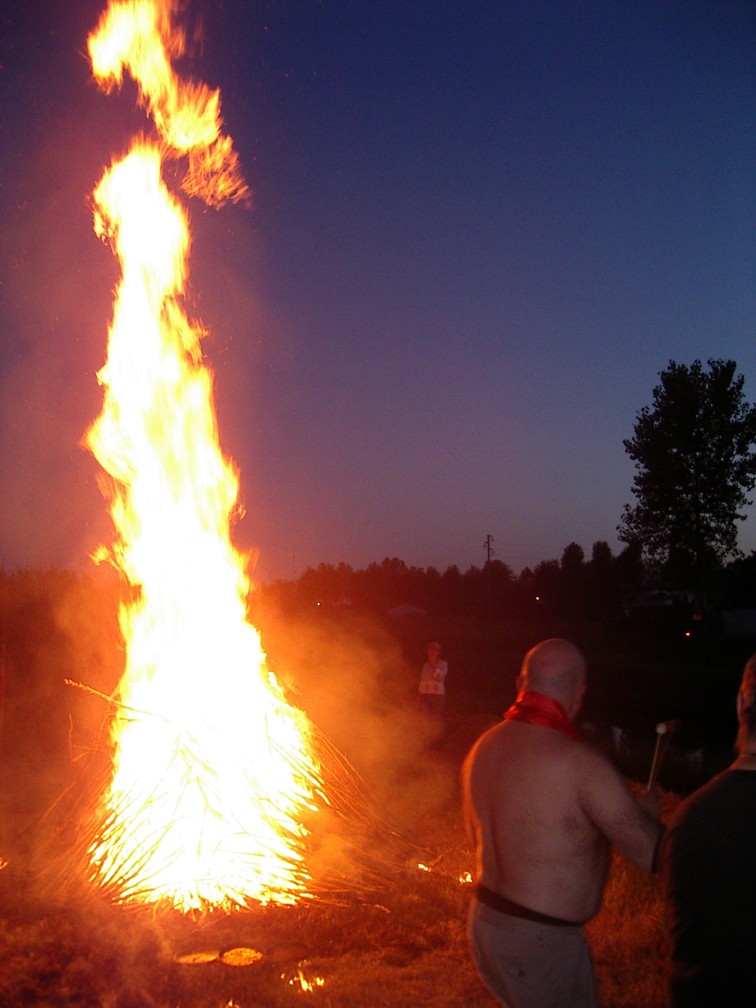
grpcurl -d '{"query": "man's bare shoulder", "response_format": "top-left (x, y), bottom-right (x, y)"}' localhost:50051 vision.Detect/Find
top-left (570, 736), bottom-right (616, 764)
top-left (466, 718), bottom-right (507, 751)
top-left (464, 722), bottom-right (624, 780)
top-left (571, 736), bottom-right (626, 774)
top-left (462, 720), bottom-right (504, 770)
top-left (560, 736), bottom-right (630, 792)
top-left (569, 739), bottom-right (652, 831)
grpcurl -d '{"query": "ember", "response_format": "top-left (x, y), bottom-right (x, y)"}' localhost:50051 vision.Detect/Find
top-left (285, 965), bottom-right (326, 992)
top-left (83, 0), bottom-right (326, 912)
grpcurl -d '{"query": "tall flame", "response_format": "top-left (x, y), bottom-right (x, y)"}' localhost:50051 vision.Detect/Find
top-left (84, 0), bottom-right (324, 912)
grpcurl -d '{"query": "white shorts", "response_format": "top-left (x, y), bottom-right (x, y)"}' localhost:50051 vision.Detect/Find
top-left (468, 899), bottom-right (598, 1008)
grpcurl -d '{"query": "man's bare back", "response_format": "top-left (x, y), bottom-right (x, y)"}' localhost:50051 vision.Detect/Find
top-left (463, 717), bottom-right (659, 922)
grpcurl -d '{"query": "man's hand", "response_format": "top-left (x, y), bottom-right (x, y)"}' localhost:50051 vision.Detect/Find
top-left (638, 786), bottom-right (661, 819)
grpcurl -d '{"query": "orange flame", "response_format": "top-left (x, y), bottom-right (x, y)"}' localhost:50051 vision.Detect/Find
top-left (84, 0), bottom-right (324, 912)
top-left (285, 966), bottom-right (326, 992)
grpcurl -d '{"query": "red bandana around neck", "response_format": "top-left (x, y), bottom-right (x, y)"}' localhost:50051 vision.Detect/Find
top-left (504, 689), bottom-right (581, 741)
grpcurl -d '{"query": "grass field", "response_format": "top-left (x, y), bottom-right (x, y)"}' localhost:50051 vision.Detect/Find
top-left (0, 580), bottom-right (730, 1007)
top-left (0, 735), bottom-right (680, 1008)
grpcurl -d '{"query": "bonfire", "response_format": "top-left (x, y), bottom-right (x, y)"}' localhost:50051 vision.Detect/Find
top-left (80, 0), bottom-right (328, 915)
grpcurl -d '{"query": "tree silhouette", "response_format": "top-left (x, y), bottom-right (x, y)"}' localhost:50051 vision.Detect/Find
top-left (619, 359), bottom-right (756, 591)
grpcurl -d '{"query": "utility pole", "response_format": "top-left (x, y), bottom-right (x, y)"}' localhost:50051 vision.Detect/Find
top-left (484, 534), bottom-right (494, 564)
top-left (484, 534), bottom-right (494, 622)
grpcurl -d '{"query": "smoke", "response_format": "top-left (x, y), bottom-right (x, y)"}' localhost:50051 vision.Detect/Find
top-left (0, 568), bottom-right (123, 877)
top-left (1, 566), bottom-right (456, 907)
top-left (0, 347), bottom-right (109, 572)
top-left (255, 604), bottom-right (458, 834)
top-left (0, 71), bottom-right (124, 574)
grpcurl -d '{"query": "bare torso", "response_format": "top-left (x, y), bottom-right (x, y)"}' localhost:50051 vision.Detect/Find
top-left (462, 719), bottom-right (659, 923)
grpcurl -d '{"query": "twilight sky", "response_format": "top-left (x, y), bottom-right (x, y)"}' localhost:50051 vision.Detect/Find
top-left (1, 0), bottom-right (754, 583)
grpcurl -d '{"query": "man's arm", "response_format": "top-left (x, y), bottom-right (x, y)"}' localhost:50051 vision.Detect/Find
top-left (460, 749), bottom-right (479, 847)
top-left (576, 747), bottom-right (662, 871)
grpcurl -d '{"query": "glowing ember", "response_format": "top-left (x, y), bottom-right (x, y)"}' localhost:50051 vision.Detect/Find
top-left (219, 947), bottom-right (264, 967)
top-left (285, 966), bottom-right (326, 992)
top-left (83, 0), bottom-right (325, 912)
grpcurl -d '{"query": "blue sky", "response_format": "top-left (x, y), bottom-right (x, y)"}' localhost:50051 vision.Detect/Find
top-left (1, 0), bottom-right (754, 582)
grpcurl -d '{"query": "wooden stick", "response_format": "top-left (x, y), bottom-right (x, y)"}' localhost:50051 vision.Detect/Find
top-left (646, 721), bottom-right (676, 792)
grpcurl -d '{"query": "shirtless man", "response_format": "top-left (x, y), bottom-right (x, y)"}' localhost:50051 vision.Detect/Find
top-left (462, 638), bottom-right (662, 1008)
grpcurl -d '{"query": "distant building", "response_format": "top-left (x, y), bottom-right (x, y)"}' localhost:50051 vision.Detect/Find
top-left (387, 604), bottom-right (427, 620)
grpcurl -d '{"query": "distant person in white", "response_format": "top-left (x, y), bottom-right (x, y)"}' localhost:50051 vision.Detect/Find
top-left (418, 641), bottom-right (447, 720)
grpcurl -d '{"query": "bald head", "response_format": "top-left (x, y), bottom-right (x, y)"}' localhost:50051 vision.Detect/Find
top-left (520, 638), bottom-right (587, 713)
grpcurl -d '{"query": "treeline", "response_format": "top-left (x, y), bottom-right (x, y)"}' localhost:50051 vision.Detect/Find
top-left (258, 540), bottom-right (756, 624)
